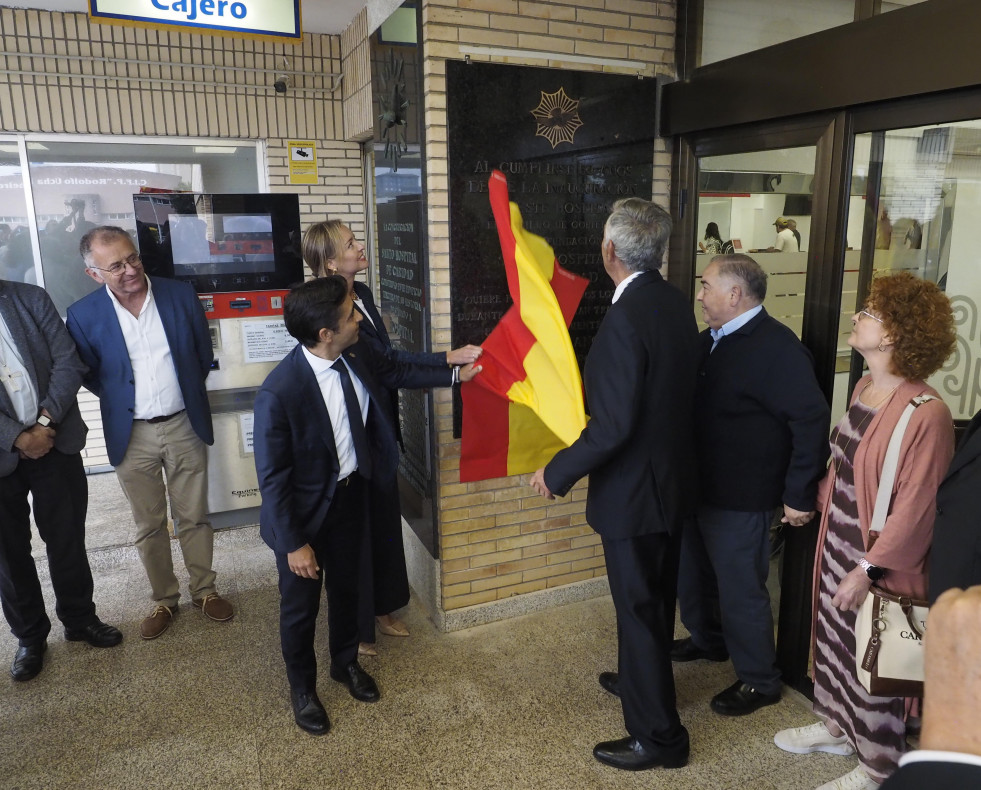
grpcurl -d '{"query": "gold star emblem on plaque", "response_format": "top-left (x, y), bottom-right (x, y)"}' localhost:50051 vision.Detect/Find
top-left (530, 87), bottom-right (583, 149)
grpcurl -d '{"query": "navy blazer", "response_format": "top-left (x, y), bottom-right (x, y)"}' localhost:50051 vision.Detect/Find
top-left (253, 339), bottom-right (452, 555)
top-left (929, 408), bottom-right (981, 603)
top-left (543, 270), bottom-right (701, 539)
top-left (66, 276), bottom-right (214, 466)
top-left (0, 279), bottom-right (88, 476)
top-left (880, 760), bottom-right (981, 789)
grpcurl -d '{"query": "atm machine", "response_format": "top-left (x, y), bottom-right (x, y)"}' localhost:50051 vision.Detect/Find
top-left (134, 192), bottom-right (304, 527)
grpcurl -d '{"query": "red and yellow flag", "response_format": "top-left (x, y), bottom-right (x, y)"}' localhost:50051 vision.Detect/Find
top-left (460, 170), bottom-right (589, 482)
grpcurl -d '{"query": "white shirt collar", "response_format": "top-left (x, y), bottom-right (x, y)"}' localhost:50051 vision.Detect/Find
top-left (612, 271), bottom-right (644, 304)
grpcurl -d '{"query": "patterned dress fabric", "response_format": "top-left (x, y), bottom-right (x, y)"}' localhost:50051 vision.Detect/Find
top-left (812, 401), bottom-right (908, 782)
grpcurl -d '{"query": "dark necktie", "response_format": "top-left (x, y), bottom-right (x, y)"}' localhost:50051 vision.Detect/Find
top-left (331, 358), bottom-right (372, 480)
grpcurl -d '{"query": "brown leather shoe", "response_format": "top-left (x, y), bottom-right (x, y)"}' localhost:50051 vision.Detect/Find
top-left (140, 604), bottom-right (176, 640)
top-left (192, 593), bottom-right (234, 622)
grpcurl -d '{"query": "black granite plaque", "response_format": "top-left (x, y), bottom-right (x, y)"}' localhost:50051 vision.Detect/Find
top-left (376, 193), bottom-right (430, 497)
top-left (447, 61), bottom-right (658, 433)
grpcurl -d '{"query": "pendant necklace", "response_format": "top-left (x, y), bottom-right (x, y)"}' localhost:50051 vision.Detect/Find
top-left (831, 381), bottom-right (900, 476)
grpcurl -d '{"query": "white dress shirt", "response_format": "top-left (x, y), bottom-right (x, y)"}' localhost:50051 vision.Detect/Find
top-left (106, 277), bottom-right (185, 419)
top-left (0, 311), bottom-right (39, 424)
top-left (301, 346), bottom-right (369, 480)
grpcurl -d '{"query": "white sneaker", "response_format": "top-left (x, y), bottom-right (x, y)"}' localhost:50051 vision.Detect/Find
top-left (774, 722), bottom-right (856, 755)
top-left (815, 766), bottom-right (878, 790)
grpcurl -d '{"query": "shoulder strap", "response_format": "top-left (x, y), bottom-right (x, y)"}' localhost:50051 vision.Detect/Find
top-left (870, 394), bottom-right (937, 535)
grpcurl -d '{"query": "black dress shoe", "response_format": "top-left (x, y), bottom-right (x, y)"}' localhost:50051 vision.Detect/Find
top-left (670, 637), bottom-right (728, 663)
top-left (64, 620), bottom-right (123, 648)
top-left (290, 689), bottom-right (330, 736)
top-left (593, 736), bottom-right (689, 771)
top-left (598, 671), bottom-right (620, 698)
top-left (710, 680), bottom-right (781, 716)
top-left (329, 661), bottom-right (380, 703)
top-left (11, 641), bottom-right (46, 681)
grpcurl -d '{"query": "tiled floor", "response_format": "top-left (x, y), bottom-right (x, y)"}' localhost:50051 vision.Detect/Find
top-left (1, 473), bottom-right (861, 789)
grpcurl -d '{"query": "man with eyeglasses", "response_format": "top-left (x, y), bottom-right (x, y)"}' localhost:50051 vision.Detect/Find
top-left (677, 254), bottom-right (829, 716)
top-left (66, 226), bottom-right (233, 640)
top-left (0, 276), bottom-right (122, 681)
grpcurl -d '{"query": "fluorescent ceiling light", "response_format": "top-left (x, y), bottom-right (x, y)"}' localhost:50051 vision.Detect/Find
top-left (193, 146), bottom-right (240, 154)
top-left (0, 144), bottom-right (19, 153)
top-left (26, 143), bottom-right (49, 150)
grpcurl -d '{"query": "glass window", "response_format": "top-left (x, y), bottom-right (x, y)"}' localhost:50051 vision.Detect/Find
top-left (0, 137), bottom-right (260, 314)
top-left (0, 141), bottom-right (35, 287)
top-left (699, 0), bottom-right (853, 68)
top-left (695, 145), bottom-right (817, 337)
top-left (842, 121), bottom-right (981, 421)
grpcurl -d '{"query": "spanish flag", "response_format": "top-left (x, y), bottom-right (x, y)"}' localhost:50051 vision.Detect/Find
top-left (460, 170), bottom-right (589, 482)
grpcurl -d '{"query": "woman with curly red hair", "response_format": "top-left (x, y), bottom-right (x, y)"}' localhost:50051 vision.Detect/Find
top-left (774, 272), bottom-right (956, 789)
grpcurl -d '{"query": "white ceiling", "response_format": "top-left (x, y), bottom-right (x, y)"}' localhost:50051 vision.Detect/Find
top-left (2, 0), bottom-right (384, 35)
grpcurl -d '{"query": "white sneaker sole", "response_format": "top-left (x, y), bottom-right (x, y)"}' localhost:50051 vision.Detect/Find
top-left (773, 734), bottom-right (855, 756)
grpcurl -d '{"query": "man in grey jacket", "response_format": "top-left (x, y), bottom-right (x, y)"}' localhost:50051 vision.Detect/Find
top-left (0, 279), bottom-right (121, 681)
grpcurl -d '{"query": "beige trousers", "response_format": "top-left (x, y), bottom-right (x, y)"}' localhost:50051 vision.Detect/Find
top-left (115, 412), bottom-right (217, 608)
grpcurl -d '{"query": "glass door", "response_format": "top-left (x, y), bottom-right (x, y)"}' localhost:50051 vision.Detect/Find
top-left (843, 121), bottom-right (981, 423)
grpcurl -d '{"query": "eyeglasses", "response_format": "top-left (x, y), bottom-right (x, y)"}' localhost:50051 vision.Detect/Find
top-left (858, 309), bottom-right (883, 324)
top-left (90, 252), bottom-right (142, 276)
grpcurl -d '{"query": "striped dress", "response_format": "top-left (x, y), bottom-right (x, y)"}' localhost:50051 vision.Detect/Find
top-left (812, 400), bottom-right (907, 782)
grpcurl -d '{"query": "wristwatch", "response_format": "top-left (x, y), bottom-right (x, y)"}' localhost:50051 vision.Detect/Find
top-left (858, 557), bottom-right (885, 582)
top-left (36, 414), bottom-right (54, 428)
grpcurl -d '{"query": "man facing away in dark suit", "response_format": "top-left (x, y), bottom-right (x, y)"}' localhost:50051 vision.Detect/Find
top-left (530, 198), bottom-right (701, 771)
top-left (67, 227), bottom-right (233, 641)
top-left (676, 254), bottom-right (829, 716)
top-left (253, 276), bottom-right (480, 736)
top-left (0, 278), bottom-right (121, 681)
top-left (880, 585), bottom-right (981, 788)
top-left (929, 408), bottom-right (981, 603)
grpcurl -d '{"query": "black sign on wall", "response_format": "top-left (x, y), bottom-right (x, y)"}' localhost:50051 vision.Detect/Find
top-left (446, 61), bottom-right (659, 432)
top-left (371, 14), bottom-right (439, 555)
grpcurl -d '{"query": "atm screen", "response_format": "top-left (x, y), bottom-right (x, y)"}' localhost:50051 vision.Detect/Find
top-left (134, 193), bottom-right (303, 293)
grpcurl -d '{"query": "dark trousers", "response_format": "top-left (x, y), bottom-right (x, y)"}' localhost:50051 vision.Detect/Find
top-left (677, 504), bottom-right (780, 695)
top-left (602, 530), bottom-right (689, 753)
top-left (357, 478), bottom-right (410, 643)
top-left (0, 451), bottom-right (95, 646)
top-left (275, 474), bottom-right (365, 693)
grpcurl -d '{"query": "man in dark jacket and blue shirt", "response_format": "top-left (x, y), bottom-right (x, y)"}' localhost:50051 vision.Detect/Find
top-left (676, 254), bottom-right (830, 716)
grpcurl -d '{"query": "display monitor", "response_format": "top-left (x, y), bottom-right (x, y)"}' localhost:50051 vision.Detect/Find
top-left (134, 193), bottom-right (304, 293)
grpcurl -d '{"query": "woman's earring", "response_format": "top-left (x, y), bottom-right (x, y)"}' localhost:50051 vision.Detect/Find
top-left (877, 341), bottom-right (887, 353)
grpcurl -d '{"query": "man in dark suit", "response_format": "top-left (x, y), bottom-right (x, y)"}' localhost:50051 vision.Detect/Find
top-left (676, 254), bottom-right (829, 715)
top-left (929, 409), bottom-right (981, 603)
top-left (253, 276), bottom-right (479, 736)
top-left (0, 279), bottom-right (121, 681)
top-left (66, 226), bottom-right (233, 641)
top-left (530, 198), bottom-right (700, 771)
top-left (880, 585), bottom-right (981, 788)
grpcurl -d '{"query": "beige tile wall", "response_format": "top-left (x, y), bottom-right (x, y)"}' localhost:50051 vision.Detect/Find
top-left (0, 6), bottom-right (365, 468)
top-left (419, 0), bottom-right (678, 610)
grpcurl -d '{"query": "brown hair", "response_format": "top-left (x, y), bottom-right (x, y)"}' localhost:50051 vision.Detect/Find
top-left (301, 220), bottom-right (347, 277)
top-left (867, 271), bottom-right (956, 380)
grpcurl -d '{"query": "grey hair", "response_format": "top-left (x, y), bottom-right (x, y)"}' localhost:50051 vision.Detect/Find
top-left (711, 254), bottom-right (768, 302)
top-left (604, 198), bottom-right (672, 273)
top-left (79, 226), bottom-right (134, 267)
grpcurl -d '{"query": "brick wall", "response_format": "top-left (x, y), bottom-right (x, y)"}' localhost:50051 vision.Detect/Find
top-left (0, 6), bottom-right (364, 468)
top-left (420, 0), bottom-right (677, 611)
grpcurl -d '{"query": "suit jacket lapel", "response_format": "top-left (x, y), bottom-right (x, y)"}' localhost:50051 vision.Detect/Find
top-left (0, 286), bottom-right (41, 400)
top-left (944, 410), bottom-right (981, 481)
top-left (290, 346), bottom-right (338, 459)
